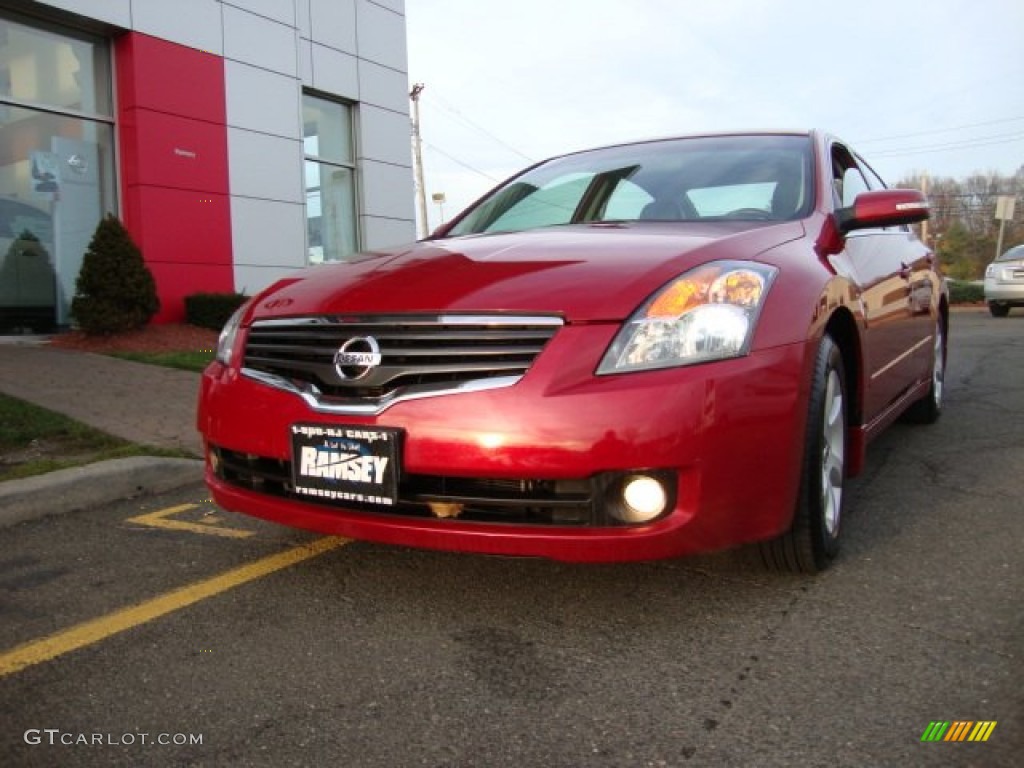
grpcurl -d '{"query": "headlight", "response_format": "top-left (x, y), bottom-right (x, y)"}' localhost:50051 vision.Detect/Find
top-left (216, 303), bottom-right (249, 365)
top-left (597, 261), bottom-right (777, 374)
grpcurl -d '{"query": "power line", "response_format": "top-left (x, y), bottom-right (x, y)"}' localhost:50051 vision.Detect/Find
top-left (423, 141), bottom-right (505, 184)
top-left (858, 116), bottom-right (1024, 145)
top-left (870, 132), bottom-right (1024, 159)
top-left (426, 90), bottom-right (536, 164)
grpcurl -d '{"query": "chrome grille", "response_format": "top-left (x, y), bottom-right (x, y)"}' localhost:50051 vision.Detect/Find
top-left (241, 315), bottom-right (563, 414)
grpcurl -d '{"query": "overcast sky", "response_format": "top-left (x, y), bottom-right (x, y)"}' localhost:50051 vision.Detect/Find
top-left (405, 0), bottom-right (1024, 231)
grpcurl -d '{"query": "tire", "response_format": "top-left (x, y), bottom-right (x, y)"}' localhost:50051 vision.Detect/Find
top-left (988, 302), bottom-right (1010, 318)
top-left (903, 315), bottom-right (946, 424)
top-left (760, 334), bottom-right (846, 574)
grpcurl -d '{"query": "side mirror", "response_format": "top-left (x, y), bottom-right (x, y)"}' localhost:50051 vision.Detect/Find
top-left (836, 189), bottom-right (929, 233)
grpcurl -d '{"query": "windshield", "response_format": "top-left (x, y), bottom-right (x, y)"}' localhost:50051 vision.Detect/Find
top-left (445, 134), bottom-right (813, 237)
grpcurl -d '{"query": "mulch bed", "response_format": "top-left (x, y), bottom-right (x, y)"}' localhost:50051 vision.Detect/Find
top-left (48, 324), bottom-right (219, 354)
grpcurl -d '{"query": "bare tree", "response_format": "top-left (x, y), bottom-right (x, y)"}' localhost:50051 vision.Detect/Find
top-left (897, 168), bottom-right (1022, 279)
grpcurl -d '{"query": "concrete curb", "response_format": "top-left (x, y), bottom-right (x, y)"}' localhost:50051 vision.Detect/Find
top-left (0, 456), bottom-right (204, 529)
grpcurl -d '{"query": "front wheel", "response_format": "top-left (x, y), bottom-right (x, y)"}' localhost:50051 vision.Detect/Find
top-left (760, 334), bottom-right (846, 573)
top-left (988, 302), bottom-right (1010, 318)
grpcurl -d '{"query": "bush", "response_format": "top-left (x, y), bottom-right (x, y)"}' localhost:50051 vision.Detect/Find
top-left (71, 214), bottom-right (159, 334)
top-left (185, 292), bottom-right (249, 330)
top-left (947, 280), bottom-right (985, 304)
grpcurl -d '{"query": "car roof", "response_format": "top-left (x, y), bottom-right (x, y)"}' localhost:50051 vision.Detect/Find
top-left (552, 130), bottom-right (816, 160)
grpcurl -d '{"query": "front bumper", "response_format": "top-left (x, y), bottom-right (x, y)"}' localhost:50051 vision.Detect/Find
top-left (984, 276), bottom-right (1024, 304)
top-left (198, 325), bottom-right (812, 562)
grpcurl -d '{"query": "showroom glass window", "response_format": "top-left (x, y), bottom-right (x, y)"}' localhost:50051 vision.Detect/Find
top-left (303, 94), bottom-right (358, 263)
top-left (0, 13), bottom-right (116, 330)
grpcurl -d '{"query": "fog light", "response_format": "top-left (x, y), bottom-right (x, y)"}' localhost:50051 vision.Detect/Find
top-left (619, 475), bottom-right (668, 523)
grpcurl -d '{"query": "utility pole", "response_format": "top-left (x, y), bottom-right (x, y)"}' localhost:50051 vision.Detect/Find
top-left (409, 83), bottom-right (429, 239)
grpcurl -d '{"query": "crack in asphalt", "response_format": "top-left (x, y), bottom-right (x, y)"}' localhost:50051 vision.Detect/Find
top-left (672, 575), bottom-right (812, 762)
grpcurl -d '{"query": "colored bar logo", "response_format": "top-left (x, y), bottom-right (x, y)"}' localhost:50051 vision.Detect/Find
top-left (921, 721), bottom-right (997, 742)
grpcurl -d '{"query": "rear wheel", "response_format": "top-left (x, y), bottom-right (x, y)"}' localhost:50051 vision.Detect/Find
top-left (760, 334), bottom-right (846, 574)
top-left (904, 314), bottom-right (946, 424)
top-left (988, 302), bottom-right (1010, 318)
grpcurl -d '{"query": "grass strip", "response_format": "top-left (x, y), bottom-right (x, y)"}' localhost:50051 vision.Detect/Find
top-left (0, 393), bottom-right (188, 481)
top-left (108, 350), bottom-right (214, 373)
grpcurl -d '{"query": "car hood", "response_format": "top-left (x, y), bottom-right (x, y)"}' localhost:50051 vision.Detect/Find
top-left (250, 221), bottom-right (804, 324)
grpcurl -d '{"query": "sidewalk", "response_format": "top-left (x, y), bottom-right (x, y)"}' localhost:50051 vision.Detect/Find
top-left (0, 341), bottom-right (205, 526)
top-left (0, 343), bottom-right (202, 455)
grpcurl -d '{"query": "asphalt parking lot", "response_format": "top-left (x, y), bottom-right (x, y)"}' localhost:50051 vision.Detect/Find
top-left (0, 309), bottom-right (1020, 767)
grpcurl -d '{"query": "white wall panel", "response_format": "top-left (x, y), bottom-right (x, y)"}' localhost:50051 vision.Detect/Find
top-left (223, 0), bottom-right (296, 25)
top-left (230, 198), bottom-right (306, 269)
top-left (358, 105), bottom-right (410, 166)
top-left (42, 0), bottom-right (131, 26)
top-left (132, 0), bottom-right (223, 53)
top-left (296, 0), bottom-right (311, 37)
top-left (357, 59), bottom-right (408, 113)
top-left (297, 38), bottom-right (313, 84)
top-left (223, 5), bottom-right (296, 76)
top-left (356, 0), bottom-right (407, 70)
top-left (225, 61), bottom-right (301, 139)
top-left (311, 44), bottom-right (358, 99)
top-left (361, 215), bottom-right (415, 250)
top-left (309, 0), bottom-right (356, 54)
top-left (233, 264), bottom-right (304, 295)
top-left (369, 0), bottom-right (404, 14)
top-left (361, 159), bottom-right (414, 220)
top-left (228, 128), bottom-right (303, 203)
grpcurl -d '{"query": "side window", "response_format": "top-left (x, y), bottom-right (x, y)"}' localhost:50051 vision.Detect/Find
top-left (832, 144), bottom-right (905, 232)
top-left (841, 168), bottom-right (870, 207)
top-left (830, 144), bottom-right (870, 208)
top-left (856, 155), bottom-right (888, 190)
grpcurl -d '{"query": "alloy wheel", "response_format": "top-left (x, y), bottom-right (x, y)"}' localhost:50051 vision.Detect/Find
top-left (820, 368), bottom-right (845, 539)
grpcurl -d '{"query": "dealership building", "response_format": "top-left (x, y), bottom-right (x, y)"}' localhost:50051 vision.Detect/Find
top-left (0, 0), bottom-right (416, 330)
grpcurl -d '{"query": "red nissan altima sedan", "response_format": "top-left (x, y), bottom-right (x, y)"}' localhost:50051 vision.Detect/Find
top-left (198, 131), bottom-right (946, 572)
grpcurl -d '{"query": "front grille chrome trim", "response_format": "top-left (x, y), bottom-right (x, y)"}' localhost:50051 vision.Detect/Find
top-left (241, 367), bottom-right (524, 415)
top-left (240, 313), bottom-right (562, 414)
top-left (250, 314), bottom-right (565, 329)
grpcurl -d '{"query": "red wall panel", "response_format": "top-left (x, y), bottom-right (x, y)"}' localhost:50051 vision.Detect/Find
top-left (116, 34), bottom-right (226, 123)
top-left (118, 109), bottom-right (230, 193)
top-left (121, 187), bottom-right (233, 267)
top-left (116, 32), bottom-right (232, 323)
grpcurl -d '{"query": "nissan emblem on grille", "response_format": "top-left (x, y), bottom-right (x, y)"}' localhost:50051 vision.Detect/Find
top-left (334, 336), bottom-right (382, 380)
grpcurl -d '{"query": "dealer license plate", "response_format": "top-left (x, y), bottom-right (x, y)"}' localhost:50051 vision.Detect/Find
top-left (291, 424), bottom-right (401, 507)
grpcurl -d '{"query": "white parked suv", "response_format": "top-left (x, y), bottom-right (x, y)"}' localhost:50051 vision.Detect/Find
top-left (984, 244), bottom-right (1024, 317)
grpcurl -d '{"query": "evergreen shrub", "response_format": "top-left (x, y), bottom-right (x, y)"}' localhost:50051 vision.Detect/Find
top-left (70, 214), bottom-right (159, 334)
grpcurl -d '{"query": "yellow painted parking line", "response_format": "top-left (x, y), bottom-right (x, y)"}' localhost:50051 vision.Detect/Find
top-left (0, 536), bottom-right (348, 679)
top-left (127, 503), bottom-right (254, 539)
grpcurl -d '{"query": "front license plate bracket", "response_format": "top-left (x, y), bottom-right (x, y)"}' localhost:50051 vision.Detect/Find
top-left (291, 423), bottom-right (401, 507)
